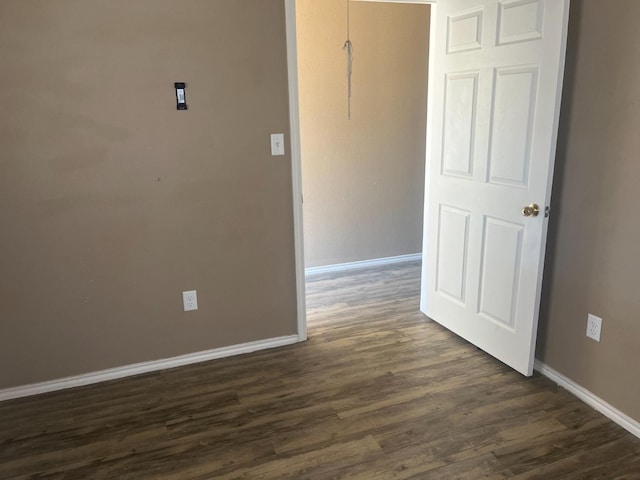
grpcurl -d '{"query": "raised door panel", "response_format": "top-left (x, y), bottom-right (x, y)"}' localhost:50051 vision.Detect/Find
top-left (447, 8), bottom-right (484, 54)
top-left (497, 0), bottom-right (544, 45)
top-left (442, 72), bottom-right (479, 179)
top-left (477, 216), bottom-right (524, 330)
top-left (436, 205), bottom-right (471, 305)
top-left (487, 66), bottom-right (539, 188)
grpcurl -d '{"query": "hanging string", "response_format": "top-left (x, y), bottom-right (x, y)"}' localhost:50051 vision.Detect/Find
top-left (342, 0), bottom-right (353, 120)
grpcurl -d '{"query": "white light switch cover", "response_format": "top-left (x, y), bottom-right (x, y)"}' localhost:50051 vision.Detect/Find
top-left (271, 133), bottom-right (285, 156)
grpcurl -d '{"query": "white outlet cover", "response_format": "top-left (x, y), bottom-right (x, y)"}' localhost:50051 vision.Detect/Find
top-left (586, 313), bottom-right (602, 342)
top-left (182, 290), bottom-right (198, 312)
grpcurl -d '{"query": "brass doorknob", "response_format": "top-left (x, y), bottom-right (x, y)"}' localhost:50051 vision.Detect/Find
top-left (522, 203), bottom-right (540, 217)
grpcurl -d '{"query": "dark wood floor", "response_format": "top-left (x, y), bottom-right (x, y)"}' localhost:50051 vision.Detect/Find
top-left (1, 261), bottom-right (639, 479)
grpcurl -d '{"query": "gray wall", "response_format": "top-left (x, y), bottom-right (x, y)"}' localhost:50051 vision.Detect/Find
top-left (297, 0), bottom-right (429, 268)
top-left (538, 0), bottom-right (640, 423)
top-left (0, 0), bottom-right (297, 389)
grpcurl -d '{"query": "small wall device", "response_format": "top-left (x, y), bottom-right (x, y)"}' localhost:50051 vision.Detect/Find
top-left (174, 82), bottom-right (188, 110)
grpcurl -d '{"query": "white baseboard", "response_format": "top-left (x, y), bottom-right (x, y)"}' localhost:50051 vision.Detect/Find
top-left (305, 253), bottom-right (422, 276)
top-left (0, 335), bottom-right (300, 403)
top-left (534, 360), bottom-right (640, 439)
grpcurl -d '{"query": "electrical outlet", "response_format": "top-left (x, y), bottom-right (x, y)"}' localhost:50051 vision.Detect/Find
top-left (182, 290), bottom-right (198, 312)
top-left (586, 313), bottom-right (602, 342)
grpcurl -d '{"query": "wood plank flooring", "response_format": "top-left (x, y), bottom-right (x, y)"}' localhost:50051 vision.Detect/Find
top-left (1, 260), bottom-right (639, 479)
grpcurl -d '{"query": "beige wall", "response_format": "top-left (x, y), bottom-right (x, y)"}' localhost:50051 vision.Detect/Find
top-left (297, 0), bottom-right (429, 268)
top-left (0, 0), bottom-right (297, 389)
top-left (538, 0), bottom-right (640, 422)
top-left (5, 0), bottom-right (637, 429)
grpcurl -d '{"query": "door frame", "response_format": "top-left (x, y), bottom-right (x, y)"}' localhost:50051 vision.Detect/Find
top-left (284, 0), bottom-right (437, 341)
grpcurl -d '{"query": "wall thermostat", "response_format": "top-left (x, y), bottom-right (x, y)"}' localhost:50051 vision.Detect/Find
top-left (174, 82), bottom-right (188, 110)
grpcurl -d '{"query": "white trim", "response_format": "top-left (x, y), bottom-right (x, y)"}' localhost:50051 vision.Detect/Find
top-left (284, 0), bottom-right (307, 342)
top-left (353, 0), bottom-right (435, 4)
top-left (305, 253), bottom-right (422, 276)
top-left (534, 360), bottom-right (640, 439)
top-left (420, 2), bottom-right (438, 314)
top-left (0, 335), bottom-right (299, 402)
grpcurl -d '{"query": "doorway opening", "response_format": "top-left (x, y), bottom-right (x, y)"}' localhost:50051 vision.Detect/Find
top-left (294, 0), bottom-right (432, 334)
top-left (288, 0), bottom-right (571, 375)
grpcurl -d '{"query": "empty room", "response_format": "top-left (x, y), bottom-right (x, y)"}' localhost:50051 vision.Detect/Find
top-left (1, 0), bottom-right (639, 478)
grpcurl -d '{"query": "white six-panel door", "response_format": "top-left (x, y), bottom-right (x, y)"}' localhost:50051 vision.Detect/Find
top-left (420, 0), bottom-right (570, 375)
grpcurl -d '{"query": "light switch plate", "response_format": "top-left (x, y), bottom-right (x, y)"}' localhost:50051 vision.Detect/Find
top-left (271, 133), bottom-right (285, 156)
